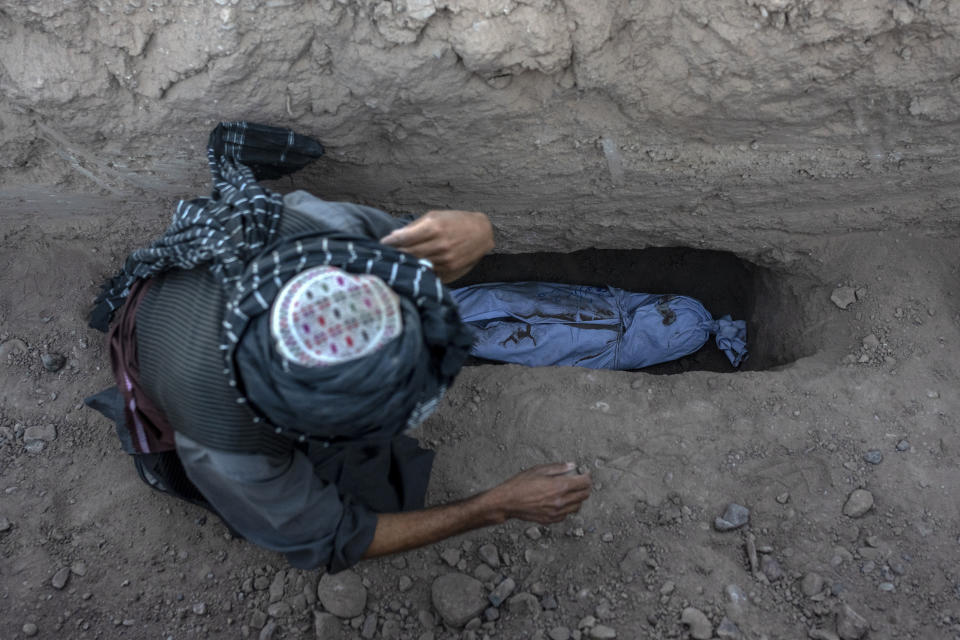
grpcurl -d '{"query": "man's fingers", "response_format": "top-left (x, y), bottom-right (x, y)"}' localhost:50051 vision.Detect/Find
top-left (561, 473), bottom-right (592, 492)
top-left (393, 239), bottom-right (450, 262)
top-left (380, 220), bottom-right (435, 247)
top-left (538, 462), bottom-right (578, 476)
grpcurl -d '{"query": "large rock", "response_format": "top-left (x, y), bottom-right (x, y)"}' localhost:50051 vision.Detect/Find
top-left (317, 570), bottom-right (366, 618)
top-left (431, 573), bottom-right (487, 628)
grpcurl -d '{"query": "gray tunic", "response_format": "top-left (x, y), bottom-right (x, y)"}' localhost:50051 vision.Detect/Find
top-left (137, 191), bottom-right (427, 572)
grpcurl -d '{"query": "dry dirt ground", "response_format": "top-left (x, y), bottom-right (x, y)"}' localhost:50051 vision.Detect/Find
top-left (0, 182), bottom-right (958, 640)
top-left (2, 1), bottom-right (960, 639)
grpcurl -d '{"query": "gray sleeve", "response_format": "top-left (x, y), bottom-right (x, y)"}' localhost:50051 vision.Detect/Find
top-left (175, 432), bottom-right (377, 572)
top-left (283, 190), bottom-right (411, 240)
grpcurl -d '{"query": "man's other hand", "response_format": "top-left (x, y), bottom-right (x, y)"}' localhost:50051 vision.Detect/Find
top-left (380, 210), bottom-right (494, 282)
top-left (484, 462), bottom-right (592, 525)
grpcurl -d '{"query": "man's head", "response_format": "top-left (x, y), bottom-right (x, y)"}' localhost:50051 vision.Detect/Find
top-left (226, 232), bottom-right (472, 444)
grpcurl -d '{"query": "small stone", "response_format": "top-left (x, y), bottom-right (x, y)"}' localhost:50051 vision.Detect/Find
top-left (861, 334), bottom-right (879, 348)
top-left (926, 389), bottom-right (940, 399)
top-left (831, 287), bottom-right (857, 309)
top-left (253, 576), bottom-right (270, 590)
top-left (381, 619), bottom-right (401, 639)
top-left (618, 546), bottom-right (649, 576)
top-left (398, 575), bottom-right (413, 592)
top-left (41, 352), bottom-right (66, 372)
top-left (601, 532), bottom-right (614, 542)
top-left (290, 594), bottom-right (307, 612)
top-left (258, 620), bottom-right (277, 640)
top-left (23, 424), bottom-right (57, 444)
top-left (417, 609), bottom-right (435, 628)
top-left (863, 450), bottom-right (883, 465)
top-left (23, 623), bottom-right (39, 637)
top-left (836, 603), bottom-right (869, 639)
top-left (488, 577), bottom-right (516, 607)
top-left (525, 526), bottom-right (542, 540)
top-left (579, 615), bottom-right (597, 629)
top-left (724, 584), bottom-right (747, 610)
top-left (549, 627), bottom-right (571, 640)
top-left (680, 607), bottom-right (712, 640)
top-left (896, 439), bottom-right (911, 452)
top-left (716, 617), bottom-right (741, 639)
top-left (483, 607), bottom-right (500, 622)
top-left (506, 592), bottom-right (540, 618)
top-left (250, 609), bottom-right (268, 629)
top-left (431, 573), bottom-right (487, 627)
top-left (317, 570), bottom-right (367, 618)
top-left (268, 573), bottom-right (285, 603)
top-left (0, 516), bottom-right (11, 532)
top-left (478, 544), bottom-right (500, 568)
top-left (659, 581), bottom-right (675, 596)
top-left (473, 563), bottom-right (496, 582)
top-left (589, 625), bottom-right (616, 639)
top-left (878, 582), bottom-right (895, 592)
top-left (760, 555), bottom-right (784, 582)
top-left (266, 602), bottom-right (290, 618)
top-left (51, 567), bottom-right (70, 590)
top-left (714, 503), bottom-right (749, 531)
top-left (24, 440), bottom-right (45, 454)
top-left (801, 572), bottom-right (824, 596)
top-left (776, 492), bottom-right (790, 504)
top-left (70, 561), bottom-right (87, 576)
top-left (809, 629), bottom-right (841, 640)
top-left (831, 549), bottom-right (852, 567)
top-left (594, 601), bottom-right (612, 619)
top-left (0, 338), bottom-right (28, 359)
top-left (745, 534), bottom-right (759, 574)
top-left (842, 490), bottom-right (874, 518)
top-left (440, 548), bottom-right (461, 567)
top-left (359, 613), bottom-right (377, 639)
top-left (192, 602), bottom-right (207, 615)
top-left (315, 612), bottom-right (343, 639)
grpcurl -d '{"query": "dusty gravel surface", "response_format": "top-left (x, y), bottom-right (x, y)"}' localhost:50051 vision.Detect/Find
top-left (1, 187), bottom-right (958, 640)
top-left (2, 1), bottom-right (960, 639)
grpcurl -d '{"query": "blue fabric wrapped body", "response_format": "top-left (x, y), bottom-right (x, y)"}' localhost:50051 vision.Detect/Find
top-left (451, 282), bottom-right (748, 370)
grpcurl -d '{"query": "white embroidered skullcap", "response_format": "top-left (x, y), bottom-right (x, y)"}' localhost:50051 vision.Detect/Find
top-left (270, 266), bottom-right (402, 367)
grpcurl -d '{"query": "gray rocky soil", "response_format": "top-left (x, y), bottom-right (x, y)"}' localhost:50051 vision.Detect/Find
top-left (1, 1), bottom-right (960, 639)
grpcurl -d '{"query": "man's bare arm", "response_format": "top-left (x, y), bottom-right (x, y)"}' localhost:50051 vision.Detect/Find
top-left (363, 462), bottom-right (591, 559)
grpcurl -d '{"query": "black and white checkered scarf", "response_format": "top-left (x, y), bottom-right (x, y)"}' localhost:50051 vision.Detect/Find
top-left (90, 122), bottom-right (323, 331)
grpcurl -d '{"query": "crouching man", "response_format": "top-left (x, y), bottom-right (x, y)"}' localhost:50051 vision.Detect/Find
top-left (86, 122), bottom-right (591, 572)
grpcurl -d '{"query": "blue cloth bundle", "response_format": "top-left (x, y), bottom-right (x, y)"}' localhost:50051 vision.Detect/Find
top-left (451, 282), bottom-right (747, 370)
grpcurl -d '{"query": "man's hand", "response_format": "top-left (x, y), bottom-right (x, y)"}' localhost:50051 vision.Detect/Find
top-left (362, 462), bottom-right (591, 560)
top-left (380, 210), bottom-right (494, 282)
top-left (482, 462), bottom-right (592, 525)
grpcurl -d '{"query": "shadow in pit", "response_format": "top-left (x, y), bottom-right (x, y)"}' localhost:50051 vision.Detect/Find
top-left (452, 247), bottom-right (821, 374)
